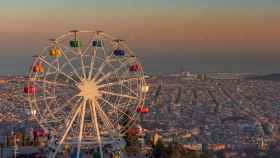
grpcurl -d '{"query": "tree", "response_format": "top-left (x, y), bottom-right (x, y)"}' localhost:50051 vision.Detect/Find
top-left (165, 142), bottom-right (185, 158)
top-left (151, 139), bottom-right (169, 158)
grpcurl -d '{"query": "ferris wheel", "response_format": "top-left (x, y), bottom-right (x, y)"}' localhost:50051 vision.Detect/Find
top-left (24, 30), bottom-right (149, 158)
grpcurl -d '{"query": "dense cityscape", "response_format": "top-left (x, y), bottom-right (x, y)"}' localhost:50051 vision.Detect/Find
top-left (1, 0), bottom-right (280, 157)
top-left (1, 73), bottom-right (280, 157)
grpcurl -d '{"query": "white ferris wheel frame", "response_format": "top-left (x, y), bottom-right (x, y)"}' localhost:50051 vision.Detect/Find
top-left (26, 30), bottom-right (147, 158)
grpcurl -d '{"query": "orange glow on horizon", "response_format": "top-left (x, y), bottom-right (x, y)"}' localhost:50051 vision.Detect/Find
top-left (0, 9), bottom-right (279, 50)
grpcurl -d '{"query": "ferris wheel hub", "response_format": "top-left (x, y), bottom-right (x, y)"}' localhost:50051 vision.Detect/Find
top-left (77, 79), bottom-right (100, 100)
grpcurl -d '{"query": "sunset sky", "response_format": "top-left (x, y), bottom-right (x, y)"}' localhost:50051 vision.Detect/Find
top-left (1, 0), bottom-right (280, 74)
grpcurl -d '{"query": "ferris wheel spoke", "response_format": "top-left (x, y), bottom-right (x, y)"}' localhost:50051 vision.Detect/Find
top-left (117, 102), bottom-right (134, 109)
top-left (93, 100), bottom-right (117, 144)
top-left (60, 49), bottom-right (83, 81)
top-left (81, 38), bottom-right (97, 79)
top-left (88, 48), bottom-right (97, 80)
top-left (32, 79), bottom-right (74, 88)
top-left (82, 37), bottom-right (94, 55)
top-left (77, 99), bottom-right (86, 158)
top-left (57, 58), bottom-right (61, 71)
top-left (42, 118), bottom-right (65, 124)
top-left (100, 90), bottom-right (138, 100)
top-left (52, 102), bottom-right (82, 157)
top-left (52, 95), bottom-right (81, 116)
top-left (101, 43), bottom-right (109, 57)
top-left (94, 100), bottom-right (115, 130)
top-left (63, 97), bottom-right (83, 124)
top-left (38, 56), bottom-right (79, 84)
top-left (32, 96), bottom-right (57, 103)
top-left (98, 77), bottom-right (140, 88)
top-left (75, 39), bottom-right (87, 78)
top-left (92, 57), bottom-right (109, 81)
top-left (56, 32), bottom-right (71, 41)
top-left (97, 97), bottom-right (134, 122)
top-left (80, 53), bottom-right (87, 78)
top-left (59, 44), bottom-right (80, 56)
top-left (60, 45), bottom-right (86, 78)
top-left (122, 84), bottom-right (139, 97)
top-left (91, 100), bottom-right (104, 158)
top-left (95, 58), bottom-right (133, 85)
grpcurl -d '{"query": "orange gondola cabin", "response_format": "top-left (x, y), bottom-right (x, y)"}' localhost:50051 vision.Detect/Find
top-left (49, 47), bottom-right (62, 58)
top-left (33, 63), bottom-right (44, 73)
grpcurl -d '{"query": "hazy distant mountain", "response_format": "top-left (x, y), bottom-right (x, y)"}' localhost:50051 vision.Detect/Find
top-left (245, 73), bottom-right (280, 80)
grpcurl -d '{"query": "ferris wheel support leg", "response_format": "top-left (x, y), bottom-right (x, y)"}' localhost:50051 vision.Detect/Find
top-left (49, 105), bottom-right (82, 158)
top-left (92, 100), bottom-right (104, 158)
top-left (77, 100), bottom-right (86, 158)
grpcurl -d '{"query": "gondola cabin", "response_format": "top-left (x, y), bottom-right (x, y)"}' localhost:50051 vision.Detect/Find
top-left (33, 63), bottom-right (44, 73)
top-left (69, 40), bottom-right (82, 48)
top-left (24, 86), bottom-right (36, 94)
top-left (33, 129), bottom-right (47, 137)
top-left (128, 125), bottom-right (143, 135)
top-left (113, 49), bottom-right (125, 56)
top-left (141, 85), bottom-right (149, 93)
top-left (49, 47), bottom-right (62, 58)
top-left (137, 106), bottom-right (149, 113)
top-left (92, 40), bottom-right (102, 47)
top-left (129, 64), bottom-right (140, 72)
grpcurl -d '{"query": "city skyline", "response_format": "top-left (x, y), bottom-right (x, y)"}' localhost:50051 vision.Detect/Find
top-left (1, 1), bottom-right (280, 157)
top-left (1, 0), bottom-right (280, 74)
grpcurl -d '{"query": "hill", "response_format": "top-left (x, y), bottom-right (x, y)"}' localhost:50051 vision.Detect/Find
top-left (245, 73), bottom-right (280, 81)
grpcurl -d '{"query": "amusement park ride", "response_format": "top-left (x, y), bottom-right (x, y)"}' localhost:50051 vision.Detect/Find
top-left (24, 30), bottom-right (150, 158)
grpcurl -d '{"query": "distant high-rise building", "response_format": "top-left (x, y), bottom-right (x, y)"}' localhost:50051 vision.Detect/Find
top-left (197, 73), bottom-right (208, 81)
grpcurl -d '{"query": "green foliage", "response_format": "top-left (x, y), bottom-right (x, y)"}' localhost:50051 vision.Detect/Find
top-left (185, 150), bottom-right (199, 158)
top-left (166, 142), bottom-right (187, 158)
top-left (152, 139), bottom-right (169, 158)
top-left (199, 153), bottom-right (209, 158)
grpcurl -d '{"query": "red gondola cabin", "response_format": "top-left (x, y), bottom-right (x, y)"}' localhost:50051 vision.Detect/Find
top-left (33, 129), bottom-right (47, 137)
top-left (129, 64), bottom-right (140, 72)
top-left (24, 86), bottom-right (36, 94)
top-left (137, 106), bottom-right (149, 113)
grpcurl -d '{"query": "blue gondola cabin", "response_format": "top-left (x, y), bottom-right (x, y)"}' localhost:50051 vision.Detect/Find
top-left (113, 49), bottom-right (125, 56)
